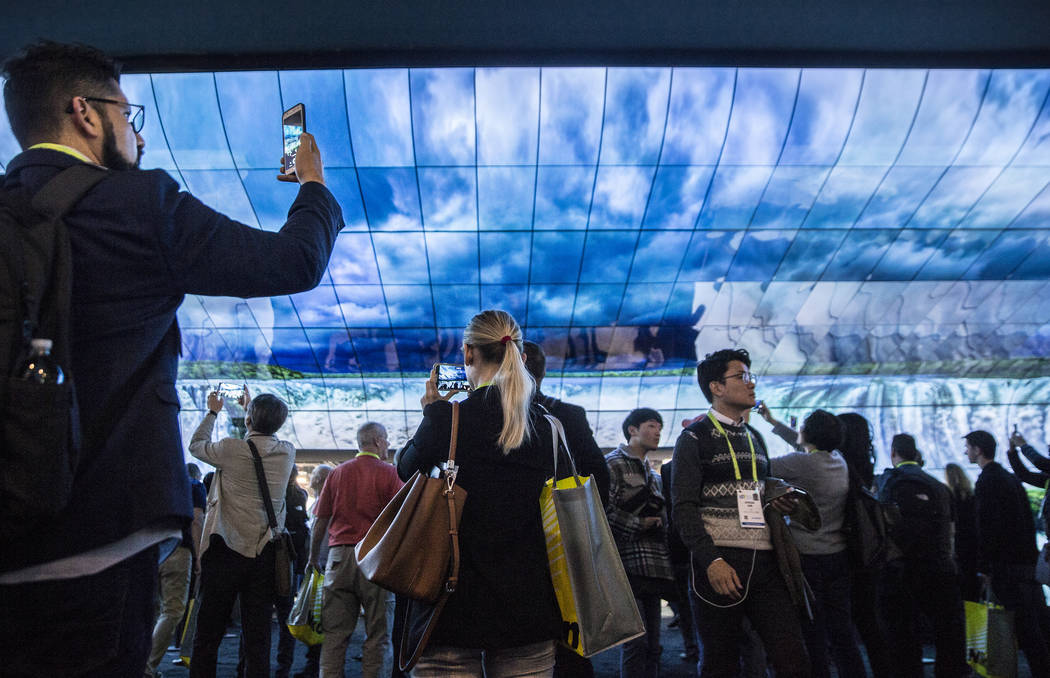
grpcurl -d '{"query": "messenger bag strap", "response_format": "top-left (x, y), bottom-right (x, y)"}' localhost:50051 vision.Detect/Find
top-left (247, 439), bottom-right (280, 537)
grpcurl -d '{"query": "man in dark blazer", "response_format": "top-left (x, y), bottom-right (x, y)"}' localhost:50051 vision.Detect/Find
top-left (523, 340), bottom-right (609, 502)
top-left (0, 41), bottom-right (343, 675)
top-left (523, 340), bottom-right (609, 678)
top-left (965, 429), bottom-right (1050, 677)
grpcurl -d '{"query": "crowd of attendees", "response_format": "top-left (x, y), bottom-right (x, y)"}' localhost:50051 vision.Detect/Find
top-left (4, 38), bottom-right (1049, 678)
top-left (145, 333), bottom-right (1049, 678)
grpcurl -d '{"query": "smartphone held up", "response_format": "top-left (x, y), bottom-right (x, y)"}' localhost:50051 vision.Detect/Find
top-left (436, 363), bottom-right (471, 393)
top-left (282, 103), bottom-right (305, 176)
top-left (216, 382), bottom-right (244, 400)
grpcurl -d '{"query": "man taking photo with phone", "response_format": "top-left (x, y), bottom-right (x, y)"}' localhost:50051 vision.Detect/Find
top-left (0, 41), bottom-right (343, 676)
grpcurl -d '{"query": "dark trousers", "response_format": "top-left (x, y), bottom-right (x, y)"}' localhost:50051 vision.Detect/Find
top-left (191, 537), bottom-right (275, 678)
top-left (880, 561), bottom-right (968, 678)
top-left (239, 591), bottom-right (296, 678)
top-left (622, 575), bottom-right (667, 678)
top-left (990, 567), bottom-right (1050, 678)
top-left (850, 568), bottom-right (893, 678)
top-left (799, 552), bottom-right (867, 678)
top-left (0, 544), bottom-right (158, 678)
top-left (553, 643), bottom-right (595, 678)
top-left (670, 562), bottom-right (700, 658)
top-left (691, 548), bottom-right (810, 678)
top-left (275, 593), bottom-right (296, 677)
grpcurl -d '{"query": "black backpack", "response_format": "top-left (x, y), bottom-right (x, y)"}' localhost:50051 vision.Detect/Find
top-left (884, 471), bottom-right (954, 566)
top-left (842, 468), bottom-right (890, 570)
top-left (0, 164), bottom-right (107, 540)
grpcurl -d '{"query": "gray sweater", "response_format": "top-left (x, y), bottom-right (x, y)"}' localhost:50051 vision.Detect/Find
top-left (769, 449), bottom-right (849, 555)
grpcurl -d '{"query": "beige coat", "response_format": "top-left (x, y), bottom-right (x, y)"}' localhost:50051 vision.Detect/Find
top-left (190, 413), bottom-right (294, 558)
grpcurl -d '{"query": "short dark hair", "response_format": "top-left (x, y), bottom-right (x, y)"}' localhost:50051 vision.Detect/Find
top-left (247, 394), bottom-right (289, 436)
top-left (891, 433), bottom-right (921, 463)
top-left (801, 409), bottom-right (844, 453)
top-left (522, 340), bottom-right (546, 386)
top-left (964, 430), bottom-right (997, 460)
top-left (622, 408), bottom-right (662, 442)
top-left (2, 41), bottom-right (123, 148)
top-left (696, 348), bottom-right (751, 403)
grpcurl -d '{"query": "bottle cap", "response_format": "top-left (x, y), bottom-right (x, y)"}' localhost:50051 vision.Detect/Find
top-left (29, 338), bottom-right (53, 351)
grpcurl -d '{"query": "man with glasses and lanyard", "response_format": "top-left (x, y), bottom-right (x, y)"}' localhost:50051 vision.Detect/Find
top-left (0, 41), bottom-right (344, 676)
top-left (670, 348), bottom-right (810, 678)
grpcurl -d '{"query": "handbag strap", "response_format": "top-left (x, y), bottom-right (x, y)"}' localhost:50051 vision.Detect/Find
top-left (398, 400), bottom-right (462, 672)
top-left (443, 401), bottom-right (461, 593)
top-left (247, 439), bottom-right (280, 537)
top-left (545, 414), bottom-right (583, 487)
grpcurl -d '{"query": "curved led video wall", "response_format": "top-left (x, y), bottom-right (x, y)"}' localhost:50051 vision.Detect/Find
top-left (2, 67), bottom-right (1048, 470)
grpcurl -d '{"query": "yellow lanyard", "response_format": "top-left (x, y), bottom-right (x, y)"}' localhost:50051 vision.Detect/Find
top-left (707, 412), bottom-right (758, 482)
top-left (355, 452), bottom-right (380, 460)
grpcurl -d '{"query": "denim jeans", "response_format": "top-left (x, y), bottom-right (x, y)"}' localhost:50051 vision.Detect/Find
top-left (410, 640), bottom-right (556, 678)
top-left (0, 544), bottom-right (158, 677)
top-left (799, 551), bottom-right (866, 678)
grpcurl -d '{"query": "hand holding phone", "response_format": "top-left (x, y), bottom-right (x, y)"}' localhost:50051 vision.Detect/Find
top-left (281, 104), bottom-right (305, 176)
top-left (436, 363), bottom-right (471, 393)
top-left (421, 364), bottom-right (459, 409)
top-left (277, 104), bottom-right (324, 186)
top-left (217, 381), bottom-right (244, 399)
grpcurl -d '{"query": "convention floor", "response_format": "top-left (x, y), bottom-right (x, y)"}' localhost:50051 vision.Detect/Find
top-left (158, 601), bottom-right (1032, 677)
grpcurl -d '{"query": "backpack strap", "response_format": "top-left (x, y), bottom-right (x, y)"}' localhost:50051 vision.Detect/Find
top-left (30, 164), bottom-right (108, 219)
top-left (17, 164), bottom-right (108, 366)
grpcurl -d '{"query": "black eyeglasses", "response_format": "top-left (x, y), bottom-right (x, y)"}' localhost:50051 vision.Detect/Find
top-left (69, 96), bottom-right (145, 133)
top-left (720, 371), bottom-right (757, 385)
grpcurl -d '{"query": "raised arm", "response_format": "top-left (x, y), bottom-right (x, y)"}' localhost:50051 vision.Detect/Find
top-left (398, 400), bottom-right (453, 481)
top-left (1007, 446), bottom-right (1050, 488)
top-left (757, 402), bottom-right (801, 451)
top-left (1012, 433), bottom-right (1050, 475)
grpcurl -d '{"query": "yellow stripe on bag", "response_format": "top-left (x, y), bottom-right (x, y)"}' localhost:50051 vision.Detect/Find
top-left (541, 476), bottom-right (584, 654)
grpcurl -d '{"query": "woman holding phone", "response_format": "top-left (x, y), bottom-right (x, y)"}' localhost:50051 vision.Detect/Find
top-left (396, 309), bottom-right (560, 677)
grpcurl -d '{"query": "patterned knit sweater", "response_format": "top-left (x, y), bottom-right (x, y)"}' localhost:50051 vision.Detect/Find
top-left (670, 413), bottom-right (773, 571)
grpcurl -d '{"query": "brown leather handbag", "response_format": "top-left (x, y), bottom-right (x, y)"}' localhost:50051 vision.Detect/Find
top-left (355, 401), bottom-right (466, 669)
top-left (356, 401), bottom-right (465, 602)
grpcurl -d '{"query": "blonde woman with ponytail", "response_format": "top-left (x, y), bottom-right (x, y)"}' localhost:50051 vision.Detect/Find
top-left (397, 309), bottom-right (561, 677)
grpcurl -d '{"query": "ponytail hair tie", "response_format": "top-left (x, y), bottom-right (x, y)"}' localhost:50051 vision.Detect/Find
top-left (500, 335), bottom-right (512, 345)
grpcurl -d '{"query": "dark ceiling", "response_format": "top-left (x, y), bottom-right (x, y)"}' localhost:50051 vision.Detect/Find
top-left (4, 0), bottom-right (1050, 72)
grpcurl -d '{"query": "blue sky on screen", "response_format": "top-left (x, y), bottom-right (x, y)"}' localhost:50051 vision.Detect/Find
top-left (2, 65), bottom-right (1049, 456)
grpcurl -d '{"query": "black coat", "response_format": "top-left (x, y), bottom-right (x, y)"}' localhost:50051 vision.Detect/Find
top-left (1, 149), bottom-right (343, 572)
top-left (534, 392), bottom-right (610, 504)
top-left (398, 386), bottom-right (562, 649)
top-left (975, 461), bottom-right (1038, 573)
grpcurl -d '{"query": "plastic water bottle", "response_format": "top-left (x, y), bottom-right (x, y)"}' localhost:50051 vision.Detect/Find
top-left (17, 338), bottom-right (65, 384)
